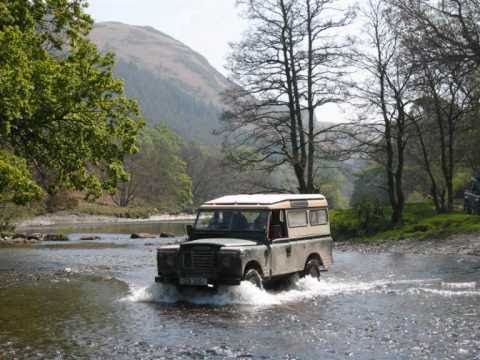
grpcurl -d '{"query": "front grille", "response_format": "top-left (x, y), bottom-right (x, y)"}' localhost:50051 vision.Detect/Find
top-left (182, 246), bottom-right (216, 272)
top-left (192, 247), bottom-right (216, 269)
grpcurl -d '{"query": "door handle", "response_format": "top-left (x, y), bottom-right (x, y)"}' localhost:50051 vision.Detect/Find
top-left (286, 245), bottom-right (292, 257)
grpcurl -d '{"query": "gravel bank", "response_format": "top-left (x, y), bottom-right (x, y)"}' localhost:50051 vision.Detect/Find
top-left (335, 233), bottom-right (480, 257)
top-left (15, 212), bottom-right (195, 229)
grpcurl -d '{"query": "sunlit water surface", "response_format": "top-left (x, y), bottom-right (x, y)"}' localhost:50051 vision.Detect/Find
top-left (1, 223), bottom-right (480, 359)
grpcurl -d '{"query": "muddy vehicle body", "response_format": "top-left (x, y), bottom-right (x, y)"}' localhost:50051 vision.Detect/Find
top-left (464, 177), bottom-right (480, 214)
top-left (155, 194), bottom-right (333, 288)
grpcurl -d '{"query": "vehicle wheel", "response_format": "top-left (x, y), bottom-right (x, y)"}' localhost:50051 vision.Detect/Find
top-left (304, 259), bottom-right (321, 280)
top-left (244, 268), bottom-right (264, 289)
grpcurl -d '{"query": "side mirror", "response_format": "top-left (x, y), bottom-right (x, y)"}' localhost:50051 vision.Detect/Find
top-left (185, 224), bottom-right (193, 239)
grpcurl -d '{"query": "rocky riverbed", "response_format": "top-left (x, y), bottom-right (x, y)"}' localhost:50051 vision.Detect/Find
top-left (336, 233), bottom-right (480, 257)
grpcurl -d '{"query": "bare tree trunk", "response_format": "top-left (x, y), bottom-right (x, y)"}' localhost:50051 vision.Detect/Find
top-left (411, 115), bottom-right (442, 212)
top-left (375, 21), bottom-right (402, 224)
top-left (306, 0), bottom-right (316, 193)
top-left (393, 108), bottom-right (406, 224)
top-left (279, 0), bottom-right (307, 193)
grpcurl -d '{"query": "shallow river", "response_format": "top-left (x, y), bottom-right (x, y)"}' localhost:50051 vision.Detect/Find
top-left (1, 223), bottom-right (480, 359)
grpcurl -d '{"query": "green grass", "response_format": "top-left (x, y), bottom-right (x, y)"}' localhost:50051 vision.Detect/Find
top-left (331, 203), bottom-right (480, 244)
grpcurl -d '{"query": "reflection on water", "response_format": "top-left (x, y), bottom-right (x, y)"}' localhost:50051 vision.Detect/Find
top-left (1, 222), bottom-right (480, 359)
top-left (0, 276), bottom-right (129, 359)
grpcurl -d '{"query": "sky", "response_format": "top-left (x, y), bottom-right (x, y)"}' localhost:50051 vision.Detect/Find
top-left (87, 0), bottom-right (246, 75)
top-left (87, 0), bottom-right (348, 123)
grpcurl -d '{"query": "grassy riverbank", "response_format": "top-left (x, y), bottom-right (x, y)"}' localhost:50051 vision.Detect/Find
top-left (331, 203), bottom-right (480, 243)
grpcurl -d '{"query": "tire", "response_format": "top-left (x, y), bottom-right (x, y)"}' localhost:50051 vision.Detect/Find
top-left (304, 258), bottom-right (321, 280)
top-left (244, 268), bottom-right (264, 289)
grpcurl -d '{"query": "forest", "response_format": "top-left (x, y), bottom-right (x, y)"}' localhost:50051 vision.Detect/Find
top-left (1, 0), bottom-right (480, 241)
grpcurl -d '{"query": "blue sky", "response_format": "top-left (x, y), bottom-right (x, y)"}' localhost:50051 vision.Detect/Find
top-left (87, 0), bottom-right (245, 75)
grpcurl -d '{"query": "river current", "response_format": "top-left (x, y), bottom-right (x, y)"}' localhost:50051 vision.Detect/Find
top-left (0, 223), bottom-right (479, 359)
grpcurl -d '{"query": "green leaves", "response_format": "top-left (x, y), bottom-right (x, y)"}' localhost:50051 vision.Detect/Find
top-left (0, 0), bottom-right (144, 204)
top-left (0, 150), bottom-right (43, 204)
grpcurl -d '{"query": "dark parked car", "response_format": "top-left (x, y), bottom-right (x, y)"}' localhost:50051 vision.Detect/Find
top-left (465, 177), bottom-right (480, 214)
top-left (155, 194), bottom-right (333, 289)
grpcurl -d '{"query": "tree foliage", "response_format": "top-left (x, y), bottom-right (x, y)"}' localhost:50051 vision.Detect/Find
top-left (0, 0), bottom-right (144, 204)
top-left (0, 150), bottom-right (43, 205)
top-left (114, 124), bottom-right (192, 209)
top-left (347, 0), bottom-right (480, 221)
top-left (389, 0), bottom-right (479, 212)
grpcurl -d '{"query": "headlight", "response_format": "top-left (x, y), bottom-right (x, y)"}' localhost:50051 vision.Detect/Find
top-left (166, 253), bottom-right (176, 267)
top-left (221, 255), bottom-right (232, 267)
top-left (158, 251), bottom-right (177, 268)
top-left (219, 252), bottom-right (240, 268)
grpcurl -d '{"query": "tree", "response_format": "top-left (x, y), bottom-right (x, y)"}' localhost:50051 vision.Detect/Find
top-left (350, 165), bottom-right (389, 208)
top-left (392, 0), bottom-right (480, 70)
top-left (114, 124), bottom-right (192, 209)
top-left (181, 142), bottom-right (273, 207)
top-left (218, 0), bottom-right (354, 193)
top-left (392, 0), bottom-right (478, 212)
top-left (0, 0), bottom-right (143, 203)
top-left (349, 0), bottom-right (414, 224)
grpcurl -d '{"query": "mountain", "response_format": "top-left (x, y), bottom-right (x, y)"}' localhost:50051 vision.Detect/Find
top-left (90, 21), bottom-right (231, 143)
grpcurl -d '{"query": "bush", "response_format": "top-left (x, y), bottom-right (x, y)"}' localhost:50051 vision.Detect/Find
top-left (0, 202), bottom-right (45, 232)
top-left (46, 191), bottom-right (79, 212)
top-left (331, 201), bottom-right (390, 241)
top-left (354, 202), bottom-right (390, 235)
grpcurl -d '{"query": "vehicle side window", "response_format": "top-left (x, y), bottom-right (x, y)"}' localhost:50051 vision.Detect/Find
top-left (287, 210), bottom-right (308, 228)
top-left (269, 210), bottom-right (287, 239)
top-left (310, 209), bottom-right (328, 226)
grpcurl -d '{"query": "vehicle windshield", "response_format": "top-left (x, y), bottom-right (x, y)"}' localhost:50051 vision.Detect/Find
top-left (194, 210), bottom-right (269, 232)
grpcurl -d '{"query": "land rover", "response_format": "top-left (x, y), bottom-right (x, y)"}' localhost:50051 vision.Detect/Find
top-left (155, 194), bottom-right (333, 288)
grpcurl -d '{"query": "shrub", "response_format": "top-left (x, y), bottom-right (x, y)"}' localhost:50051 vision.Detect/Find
top-left (331, 201), bottom-right (390, 241)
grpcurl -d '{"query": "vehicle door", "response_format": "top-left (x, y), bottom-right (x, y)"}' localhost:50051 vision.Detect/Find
top-left (270, 209), bottom-right (306, 276)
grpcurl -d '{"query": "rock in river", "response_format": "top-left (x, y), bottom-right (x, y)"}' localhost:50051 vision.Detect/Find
top-left (44, 234), bottom-right (69, 242)
top-left (80, 236), bottom-right (101, 241)
top-left (131, 233), bottom-right (157, 239)
top-left (27, 233), bottom-right (44, 241)
top-left (160, 232), bottom-right (175, 238)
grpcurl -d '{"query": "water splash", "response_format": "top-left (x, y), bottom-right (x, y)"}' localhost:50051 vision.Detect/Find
top-left (441, 281), bottom-right (477, 290)
top-left (410, 288), bottom-right (480, 297)
top-left (124, 277), bottom-right (449, 306)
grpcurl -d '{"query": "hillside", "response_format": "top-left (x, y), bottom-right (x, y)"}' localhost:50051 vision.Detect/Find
top-left (90, 21), bottom-right (230, 143)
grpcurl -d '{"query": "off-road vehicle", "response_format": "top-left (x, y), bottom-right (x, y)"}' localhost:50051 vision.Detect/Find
top-left (155, 194), bottom-right (333, 288)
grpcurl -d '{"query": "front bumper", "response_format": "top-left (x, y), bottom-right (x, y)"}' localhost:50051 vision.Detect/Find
top-left (155, 273), bottom-right (242, 287)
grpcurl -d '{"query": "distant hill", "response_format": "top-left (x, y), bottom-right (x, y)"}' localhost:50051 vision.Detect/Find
top-left (90, 22), bottom-right (231, 143)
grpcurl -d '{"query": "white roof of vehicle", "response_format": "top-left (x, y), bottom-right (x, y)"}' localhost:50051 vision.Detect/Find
top-left (201, 194), bottom-right (327, 209)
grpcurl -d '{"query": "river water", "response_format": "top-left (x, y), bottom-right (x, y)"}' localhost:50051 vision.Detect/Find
top-left (1, 222), bottom-right (479, 359)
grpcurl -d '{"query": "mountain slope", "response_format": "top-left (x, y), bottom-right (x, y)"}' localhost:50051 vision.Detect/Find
top-left (90, 21), bottom-right (230, 143)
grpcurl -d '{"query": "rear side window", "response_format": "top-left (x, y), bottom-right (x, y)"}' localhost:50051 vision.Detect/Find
top-left (310, 209), bottom-right (328, 226)
top-left (287, 210), bottom-right (308, 227)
